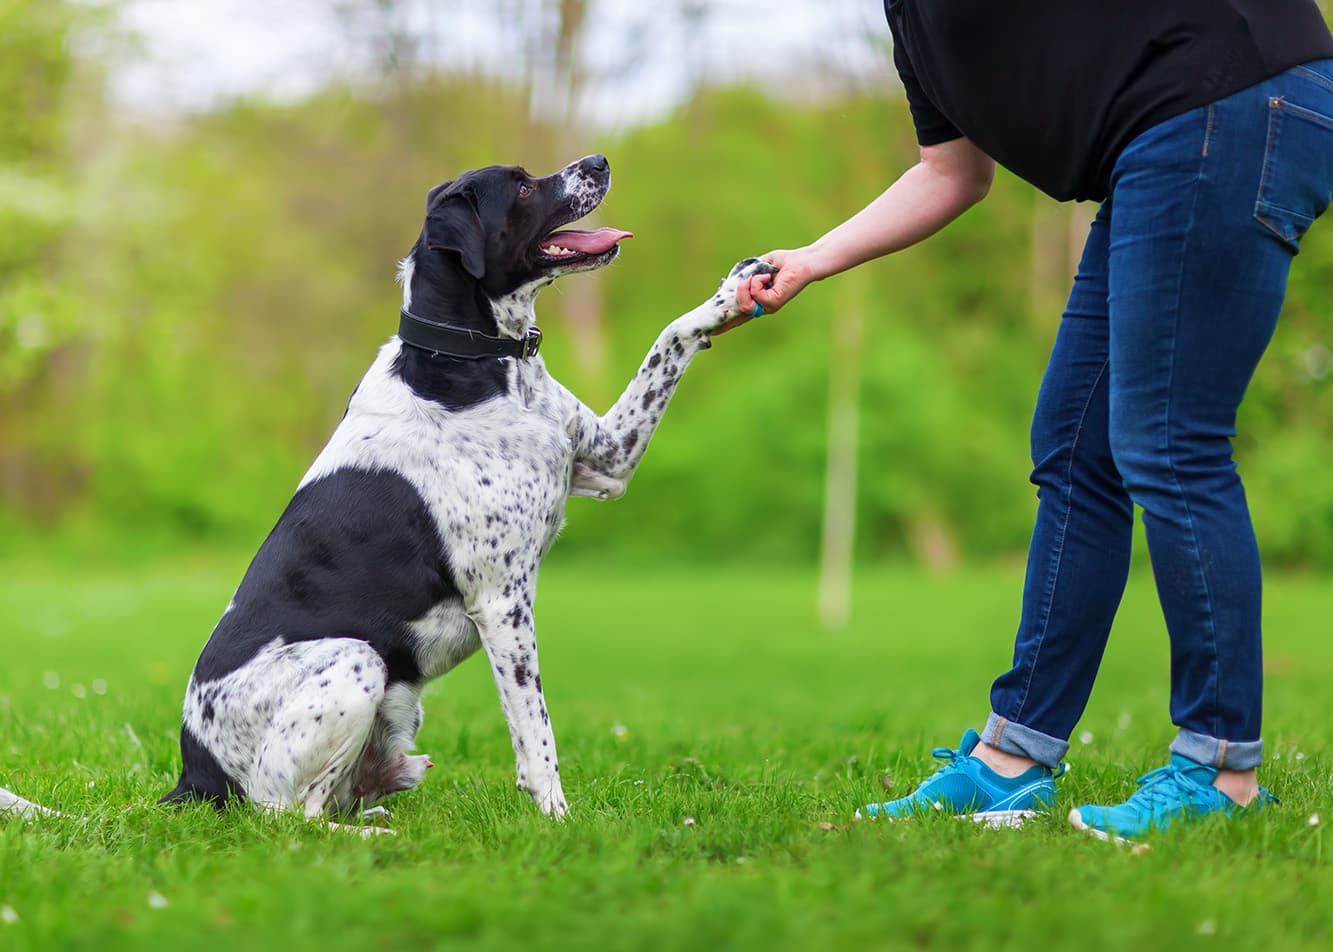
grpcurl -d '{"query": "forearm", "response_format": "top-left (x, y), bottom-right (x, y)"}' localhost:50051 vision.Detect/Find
top-left (804, 156), bottom-right (990, 280)
top-left (735, 137), bottom-right (995, 319)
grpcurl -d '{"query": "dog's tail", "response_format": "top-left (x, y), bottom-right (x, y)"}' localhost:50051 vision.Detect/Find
top-left (157, 778), bottom-right (210, 806)
top-left (156, 728), bottom-right (245, 808)
top-left (0, 786), bottom-right (64, 819)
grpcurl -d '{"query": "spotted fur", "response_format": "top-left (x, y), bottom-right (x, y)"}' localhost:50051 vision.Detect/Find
top-left (1, 157), bottom-right (774, 830)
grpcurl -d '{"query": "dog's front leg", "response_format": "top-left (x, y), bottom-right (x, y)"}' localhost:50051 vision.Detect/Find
top-left (568, 258), bottom-right (777, 497)
top-left (468, 596), bottom-right (567, 817)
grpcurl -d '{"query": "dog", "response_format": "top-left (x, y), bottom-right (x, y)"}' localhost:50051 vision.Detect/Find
top-left (1, 155), bottom-right (773, 831)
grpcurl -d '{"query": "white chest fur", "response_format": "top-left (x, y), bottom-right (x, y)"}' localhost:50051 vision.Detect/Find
top-left (299, 340), bottom-right (575, 678)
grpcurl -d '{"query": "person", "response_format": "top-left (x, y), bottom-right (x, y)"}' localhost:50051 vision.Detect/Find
top-left (731, 1), bottom-right (1333, 840)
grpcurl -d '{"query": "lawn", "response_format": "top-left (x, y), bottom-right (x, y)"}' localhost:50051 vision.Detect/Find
top-left (1, 554), bottom-right (1330, 950)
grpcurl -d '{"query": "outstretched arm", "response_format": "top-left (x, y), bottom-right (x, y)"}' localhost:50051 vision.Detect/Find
top-left (726, 137), bottom-right (995, 328)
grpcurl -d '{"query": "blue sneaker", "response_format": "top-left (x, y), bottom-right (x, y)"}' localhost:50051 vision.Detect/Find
top-left (1068, 754), bottom-right (1278, 843)
top-left (857, 729), bottom-right (1063, 827)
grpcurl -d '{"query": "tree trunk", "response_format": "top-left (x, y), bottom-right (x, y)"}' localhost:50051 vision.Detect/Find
top-left (817, 276), bottom-right (867, 631)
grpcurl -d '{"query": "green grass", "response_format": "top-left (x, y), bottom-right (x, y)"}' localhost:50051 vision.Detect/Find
top-left (1, 554), bottom-right (1330, 950)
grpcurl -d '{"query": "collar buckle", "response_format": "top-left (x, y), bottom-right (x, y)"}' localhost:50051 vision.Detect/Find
top-left (521, 325), bottom-right (543, 359)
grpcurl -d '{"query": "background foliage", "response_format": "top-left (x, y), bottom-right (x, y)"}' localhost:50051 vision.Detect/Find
top-left (1, 0), bottom-right (1331, 567)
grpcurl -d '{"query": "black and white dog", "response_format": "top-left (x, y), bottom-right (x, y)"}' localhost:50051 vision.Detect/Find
top-left (1, 155), bottom-right (772, 831)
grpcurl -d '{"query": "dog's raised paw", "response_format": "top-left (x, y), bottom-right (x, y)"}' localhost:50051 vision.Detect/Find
top-left (713, 259), bottom-right (780, 322)
top-left (728, 257), bottom-right (778, 281)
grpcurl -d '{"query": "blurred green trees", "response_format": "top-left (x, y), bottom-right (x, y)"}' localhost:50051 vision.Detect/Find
top-left (1, 4), bottom-right (1331, 566)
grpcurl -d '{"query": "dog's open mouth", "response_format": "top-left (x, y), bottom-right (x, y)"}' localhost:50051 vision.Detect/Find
top-left (537, 227), bottom-right (633, 263)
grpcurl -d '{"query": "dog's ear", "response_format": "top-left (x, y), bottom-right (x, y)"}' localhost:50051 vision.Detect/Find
top-left (424, 188), bottom-right (486, 280)
top-left (424, 181), bottom-right (452, 209)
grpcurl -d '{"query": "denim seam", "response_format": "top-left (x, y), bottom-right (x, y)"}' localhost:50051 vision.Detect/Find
top-left (1272, 97), bottom-right (1333, 132)
top-left (1162, 135), bottom-right (1223, 740)
top-left (1293, 64), bottom-right (1333, 95)
top-left (1256, 98), bottom-right (1280, 215)
top-left (1256, 99), bottom-right (1330, 248)
top-left (1253, 99), bottom-right (1294, 247)
top-left (1201, 103), bottom-right (1215, 157)
top-left (1011, 357), bottom-right (1110, 723)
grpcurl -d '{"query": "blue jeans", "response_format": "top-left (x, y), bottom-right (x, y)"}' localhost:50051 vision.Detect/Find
top-left (983, 59), bottom-right (1333, 771)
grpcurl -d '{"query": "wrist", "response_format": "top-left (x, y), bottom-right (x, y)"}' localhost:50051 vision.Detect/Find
top-left (800, 243), bottom-right (838, 282)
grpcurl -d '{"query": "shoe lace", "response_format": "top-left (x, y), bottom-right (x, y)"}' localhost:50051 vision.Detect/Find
top-left (1126, 763), bottom-right (1205, 810)
top-left (928, 744), bottom-right (971, 774)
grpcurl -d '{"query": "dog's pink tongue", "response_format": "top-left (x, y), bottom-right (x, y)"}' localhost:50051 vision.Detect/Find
top-left (544, 227), bottom-right (633, 253)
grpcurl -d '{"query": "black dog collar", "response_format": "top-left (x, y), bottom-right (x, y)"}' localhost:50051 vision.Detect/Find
top-left (398, 308), bottom-right (543, 360)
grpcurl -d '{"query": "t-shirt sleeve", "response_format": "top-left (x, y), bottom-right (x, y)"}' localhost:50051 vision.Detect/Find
top-left (890, 24), bottom-right (963, 146)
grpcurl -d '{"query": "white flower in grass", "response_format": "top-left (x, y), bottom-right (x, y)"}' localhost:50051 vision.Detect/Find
top-left (1, 906), bottom-right (17, 924)
top-left (71, 684), bottom-right (87, 699)
top-left (1079, 731), bottom-right (1094, 745)
top-left (611, 724), bottom-right (628, 741)
top-left (682, 816), bottom-right (695, 827)
top-left (1309, 813), bottom-right (1320, 827)
top-left (1294, 752), bottom-right (1305, 761)
top-left (147, 891), bottom-right (168, 910)
top-left (42, 672), bottom-right (59, 690)
top-left (1197, 919), bottom-right (1216, 936)
top-left (92, 679), bottom-right (108, 696)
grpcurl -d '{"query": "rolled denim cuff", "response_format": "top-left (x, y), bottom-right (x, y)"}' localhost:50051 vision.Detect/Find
top-left (982, 712), bottom-right (1069, 769)
top-left (1170, 728), bottom-right (1263, 770)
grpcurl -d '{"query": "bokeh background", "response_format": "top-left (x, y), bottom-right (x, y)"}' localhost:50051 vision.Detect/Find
top-left (3, 0), bottom-right (1332, 612)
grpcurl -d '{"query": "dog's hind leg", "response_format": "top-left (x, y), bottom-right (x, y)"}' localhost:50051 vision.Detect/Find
top-left (245, 639), bottom-right (387, 820)
top-left (350, 682), bottom-right (432, 809)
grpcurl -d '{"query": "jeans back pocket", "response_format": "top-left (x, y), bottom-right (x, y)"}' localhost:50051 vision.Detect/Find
top-left (1254, 93), bottom-right (1333, 252)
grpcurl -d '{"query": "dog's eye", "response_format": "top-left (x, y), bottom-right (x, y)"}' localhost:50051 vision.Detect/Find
top-left (517, 184), bottom-right (532, 198)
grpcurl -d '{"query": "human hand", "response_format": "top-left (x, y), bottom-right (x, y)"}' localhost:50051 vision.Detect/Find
top-left (715, 247), bottom-right (819, 335)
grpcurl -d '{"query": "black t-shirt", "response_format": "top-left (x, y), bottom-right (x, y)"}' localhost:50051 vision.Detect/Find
top-left (886, 0), bottom-right (1333, 202)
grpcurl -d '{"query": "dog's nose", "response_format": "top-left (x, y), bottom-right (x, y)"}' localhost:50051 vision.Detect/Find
top-left (583, 154), bottom-right (610, 174)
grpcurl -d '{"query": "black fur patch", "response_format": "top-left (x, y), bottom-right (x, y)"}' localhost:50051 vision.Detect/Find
top-left (390, 346), bottom-right (508, 410)
top-left (190, 468), bottom-right (457, 687)
top-left (158, 726), bottom-right (246, 807)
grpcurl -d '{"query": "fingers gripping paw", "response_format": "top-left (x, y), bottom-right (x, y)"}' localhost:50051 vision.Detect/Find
top-left (714, 259), bottom-right (780, 321)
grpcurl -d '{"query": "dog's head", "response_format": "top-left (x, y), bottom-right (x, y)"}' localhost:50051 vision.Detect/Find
top-left (415, 155), bottom-right (630, 300)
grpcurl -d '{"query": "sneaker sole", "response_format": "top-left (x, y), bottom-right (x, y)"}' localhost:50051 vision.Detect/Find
top-left (854, 808), bottom-right (1043, 828)
top-left (1067, 807), bottom-right (1132, 845)
top-left (972, 809), bottom-right (1043, 828)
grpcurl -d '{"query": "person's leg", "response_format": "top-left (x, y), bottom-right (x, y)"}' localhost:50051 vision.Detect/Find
top-left (980, 202), bottom-right (1134, 773)
top-left (1071, 61), bottom-right (1333, 838)
top-left (860, 208), bottom-right (1133, 819)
